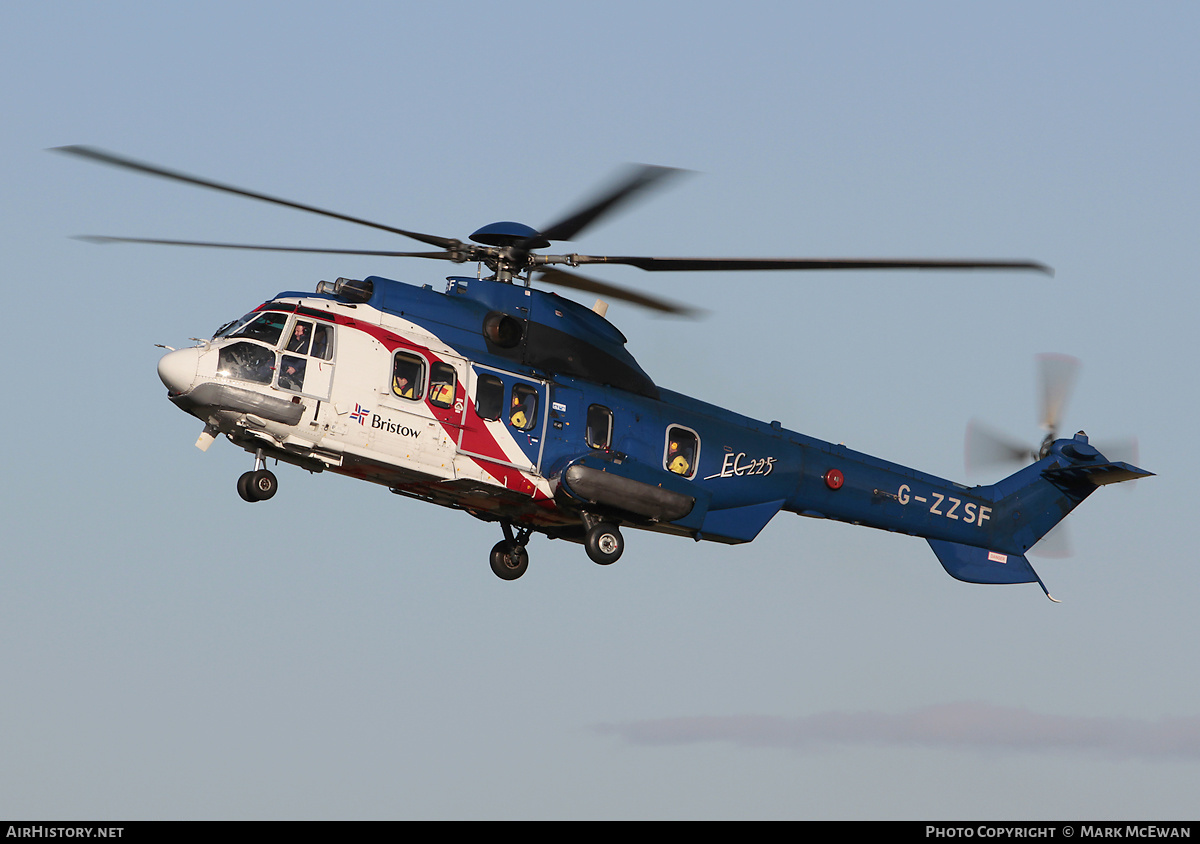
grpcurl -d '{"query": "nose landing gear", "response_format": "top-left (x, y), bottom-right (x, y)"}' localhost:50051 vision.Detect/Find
top-left (236, 449), bottom-right (278, 502)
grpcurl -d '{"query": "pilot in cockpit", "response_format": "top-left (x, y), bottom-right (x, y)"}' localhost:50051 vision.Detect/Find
top-left (286, 322), bottom-right (311, 354)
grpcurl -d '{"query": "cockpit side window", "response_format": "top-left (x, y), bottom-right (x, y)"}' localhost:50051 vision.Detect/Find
top-left (279, 355), bottom-right (307, 392)
top-left (276, 319), bottom-right (336, 394)
top-left (310, 323), bottom-right (332, 361)
top-left (285, 320), bottom-right (313, 355)
top-left (392, 352), bottom-right (425, 401)
top-left (665, 425), bottom-right (699, 478)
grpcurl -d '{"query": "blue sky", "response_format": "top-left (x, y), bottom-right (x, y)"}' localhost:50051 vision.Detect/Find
top-left (2, 1), bottom-right (1197, 820)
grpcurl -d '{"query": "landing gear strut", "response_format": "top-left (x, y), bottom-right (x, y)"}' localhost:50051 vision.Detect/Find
top-left (237, 449), bottom-right (277, 502)
top-left (490, 522), bottom-right (531, 580)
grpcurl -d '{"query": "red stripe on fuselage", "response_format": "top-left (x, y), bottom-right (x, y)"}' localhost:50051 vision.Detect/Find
top-left (326, 310), bottom-right (551, 502)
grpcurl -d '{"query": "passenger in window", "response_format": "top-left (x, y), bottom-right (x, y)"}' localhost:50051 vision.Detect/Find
top-left (431, 381), bottom-right (453, 405)
top-left (510, 394), bottom-right (529, 430)
top-left (393, 356), bottom-right (422, 399)
top-left (429, 363), bottom-right (455, 407)
top-left (394, 372), bottom-right (415, 398)
top-left (510, 385), bottom-right (538, 430)
top-left (667, 437), bottom-right (692, 476)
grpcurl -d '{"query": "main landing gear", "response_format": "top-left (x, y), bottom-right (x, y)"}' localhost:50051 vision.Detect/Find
top-left (580, 512), bottom-right (624, 566)
top-left (237, 449), bottom-right (277, 502)
top-left (488, 518), bottom-right (626, 581)
top-left (584, 522), bottom-right (624, 566)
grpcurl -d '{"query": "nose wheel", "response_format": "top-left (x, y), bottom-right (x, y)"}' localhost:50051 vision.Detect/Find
top-left (236, 449), bottom-right (277, 502)
top-left (237, 469), bottom-right (278, 502)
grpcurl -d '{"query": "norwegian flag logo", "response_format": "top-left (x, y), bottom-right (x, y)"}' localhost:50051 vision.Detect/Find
top-left (350, 403), bottom-right (370, 424)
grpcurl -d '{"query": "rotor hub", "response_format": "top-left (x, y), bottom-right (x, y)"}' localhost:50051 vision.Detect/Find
top-left (469, 221), bottom-right (549, 249)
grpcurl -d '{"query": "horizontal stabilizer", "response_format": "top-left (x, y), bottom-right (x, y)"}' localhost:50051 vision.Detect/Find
top-left (928, 538), bottom-right (1058, 601)
top-left (1042, 460), bottom-right (1153, 487)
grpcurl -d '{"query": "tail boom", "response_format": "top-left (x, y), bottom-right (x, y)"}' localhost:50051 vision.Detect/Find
top-left (782, 431), bottom-right (1150, 598)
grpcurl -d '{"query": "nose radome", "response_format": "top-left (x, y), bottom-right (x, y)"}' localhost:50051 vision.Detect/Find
top-left (157, 347), bottom-right (200, 393)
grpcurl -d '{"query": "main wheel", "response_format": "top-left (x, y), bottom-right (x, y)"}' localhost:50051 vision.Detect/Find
top-left (490, 540), bottom-right (529, 580)
top-left (585, 523), bottom-right (624, 565)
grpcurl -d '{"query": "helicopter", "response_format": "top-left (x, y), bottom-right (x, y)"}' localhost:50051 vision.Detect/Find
top-left (56, 146), bottom-right (1152, 597)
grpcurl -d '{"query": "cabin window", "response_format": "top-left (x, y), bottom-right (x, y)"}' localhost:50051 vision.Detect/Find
top-left (509, 384), bottom-right (539, 432)
top-left (217, 342), bottom-right (274, 385)
top-left (429, 362), bottom-right (456, 409)
top-left (664, 425), bottom-right (699, 478)
top-left (475, 374), bottom-right (504, 420)
top-left (586, 404), bottom-right (613, 449)
top-left (227, 311), bottom-right (289, 346)
top-left (392, 352), bottom-right (425, 400)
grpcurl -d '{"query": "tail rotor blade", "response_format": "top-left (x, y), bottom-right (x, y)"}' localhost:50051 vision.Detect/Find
top-left (966, 419), bottom-right (1034, 475)
top-left (1093, 436), bottom-right (1139, 467)
top-left (1038, 353), bottom-right (1081, 436)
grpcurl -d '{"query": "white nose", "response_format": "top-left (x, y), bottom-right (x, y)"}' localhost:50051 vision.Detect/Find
top-left (157, 347), bottom-right (200, 393)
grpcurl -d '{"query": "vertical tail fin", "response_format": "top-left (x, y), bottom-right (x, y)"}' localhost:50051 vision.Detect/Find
top-left (929, 433), bottom-right (1151, 599)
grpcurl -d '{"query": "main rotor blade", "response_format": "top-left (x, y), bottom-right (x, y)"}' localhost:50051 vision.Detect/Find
top-left (569, 255), bottom-right (1054, 274)
top-left (534, 267), bottom-right (699, 316)
top-left (1037, 353), bottom-right (1081, 434)
top-left (537, 164), bottom-right (686, 243)
top-left (52, 146), bottom-right (463, 251)
top-left (74, 235), bottom-right (458, 260)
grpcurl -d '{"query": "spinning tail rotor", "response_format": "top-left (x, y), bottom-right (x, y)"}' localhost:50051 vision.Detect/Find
top-left (965, 354), bottom-right (1140, 558)
top-left (967, 354), bottom-right (1137, 475)
top-left (967, 354), bottom-right (1082, 473)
